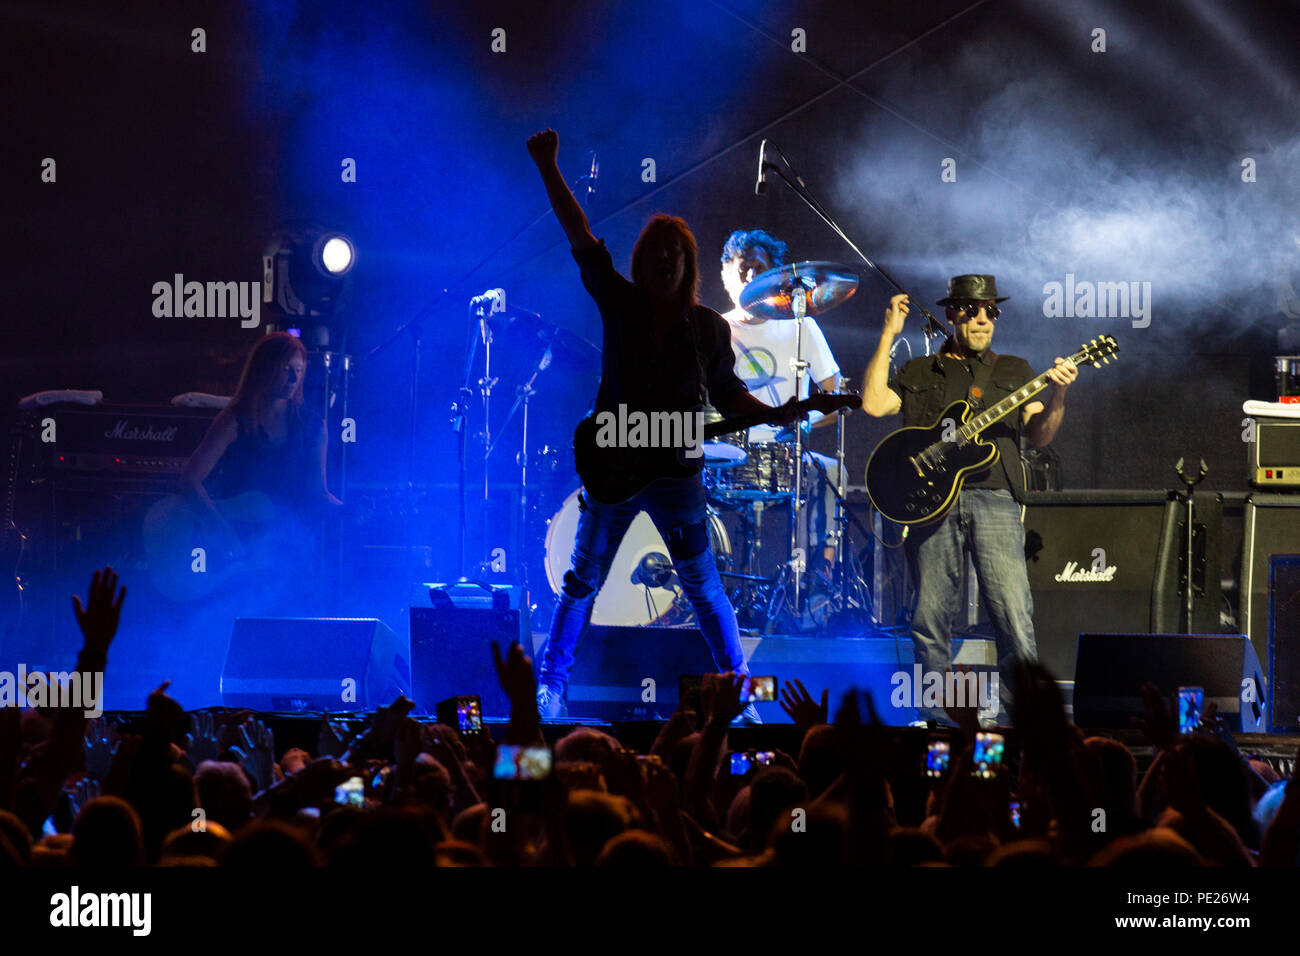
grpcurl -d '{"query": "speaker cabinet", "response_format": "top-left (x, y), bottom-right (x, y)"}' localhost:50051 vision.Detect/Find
top-left (409, 582), bottom-right (529, 717)
top-left (222, 618), bottom-right (410, 711)
top-left (1020, 491), bottom-right (1222, 682)
top-left (532, 624), bottom-right (716, 721)
top-left (1267, 556), bottom-right (1300, 732)
top-left (1242, 494), bottom-right (1300, 686)
top-left (1073, 633), bottom-right (1265, 732)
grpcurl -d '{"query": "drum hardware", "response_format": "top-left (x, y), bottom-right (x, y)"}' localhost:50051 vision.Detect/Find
top-left (542, 488), bottom-right (731, 627)
top-left (739, 261), bottom-right (861, 613)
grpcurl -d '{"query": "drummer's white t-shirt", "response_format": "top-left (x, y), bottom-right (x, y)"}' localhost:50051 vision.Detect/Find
top-left (721, 308), bottom-right (840, 441)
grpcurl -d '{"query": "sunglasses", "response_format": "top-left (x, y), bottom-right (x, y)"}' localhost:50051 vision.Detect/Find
top-left (946, 301), bottom-right (1000, 321)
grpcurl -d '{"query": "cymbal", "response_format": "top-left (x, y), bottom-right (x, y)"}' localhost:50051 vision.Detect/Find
top-left (738, 261), bottom-right (859, 321)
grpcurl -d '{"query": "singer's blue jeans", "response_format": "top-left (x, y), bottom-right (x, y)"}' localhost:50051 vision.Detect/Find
top-left (905, 488), bottom-right (1038, 724)
top-left (539, 475), bottom-right (747, 692)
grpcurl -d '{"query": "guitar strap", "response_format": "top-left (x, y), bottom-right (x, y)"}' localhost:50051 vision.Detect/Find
top-left (966, 351), bottom-right (1000, 411)
top-left (684, 306), bottom-right (709, 406)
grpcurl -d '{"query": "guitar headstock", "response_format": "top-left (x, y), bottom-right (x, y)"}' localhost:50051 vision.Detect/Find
top-left (1075, 334), bottom-right (1120, 369)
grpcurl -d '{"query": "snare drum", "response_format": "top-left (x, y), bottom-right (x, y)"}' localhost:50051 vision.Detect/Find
top-left (543, 488), bottom-right (730, 626)
top-left (707, 439), bottom-right (798, 501)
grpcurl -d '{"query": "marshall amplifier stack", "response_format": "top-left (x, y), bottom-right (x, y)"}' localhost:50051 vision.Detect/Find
top-left (1019, 490), bottom-right (1224, 685)
top-left (8, 403), bottom-right (218, 570)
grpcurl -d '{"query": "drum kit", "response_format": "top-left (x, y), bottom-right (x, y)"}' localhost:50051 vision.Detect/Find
top-left (539, 260), bottom-right (875, 633)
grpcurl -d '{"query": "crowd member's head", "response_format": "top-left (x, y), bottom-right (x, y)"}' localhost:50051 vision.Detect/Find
top-left (564, 791), bottom-right (639, 867)
top-left (195, 761), bottom-right (254, 832)
top-left (943, 834), bottom-right (997, 867)
top-left (1084, 736), bottom-right (1141, 839)
top-left (796, 724), bottom-right (843, 799)
top-left (555, 727), bottom-right (620, 766)
top-left (632, 214), bottom-right (700, 311)
top-left (1160, 736), bottom-right (1258, 849)
top-left (888, 827), bottom-right (945, 867)
top-left (411, 755), bottom-right (455, 820)
top-left (159, 821), bottom-right (233, 864)
top-left (741, 768), bottom-right (808, 854)
top-left (597, 831), bottom-right (673, 868)
top-left (222, 821), bottom-right (319, 868)
top-left (1088, 829), bottom-right (1205, 867)
top-left (0, 810), bottom-right (33, 866)
top-left (328, 808), bottom-right (439, 868)
top-left (71, 797), bottom-right (144, 867)
top-left (720, 228), bottom-right (787, 311)
top-left (769, 803), bottom-right (850, 868)
top-left (434, 840), bottom-right (490, 867)
top-left (986, 839), bottom-right (1059, 868)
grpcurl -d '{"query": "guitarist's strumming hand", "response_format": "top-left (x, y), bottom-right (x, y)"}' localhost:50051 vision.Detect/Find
top-left (883, 293), bottom-right (910, 339)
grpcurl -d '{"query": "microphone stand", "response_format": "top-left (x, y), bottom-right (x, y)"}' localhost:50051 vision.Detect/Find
top-left (760, 147), bottom-right (946, 352)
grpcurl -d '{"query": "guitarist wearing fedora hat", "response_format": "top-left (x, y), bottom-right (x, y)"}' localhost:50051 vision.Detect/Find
top-left (862, 274), bottom-right (1077, 726)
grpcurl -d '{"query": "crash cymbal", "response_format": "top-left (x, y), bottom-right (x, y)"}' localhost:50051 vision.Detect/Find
top-left (738, 261), bottom-right (859, 321)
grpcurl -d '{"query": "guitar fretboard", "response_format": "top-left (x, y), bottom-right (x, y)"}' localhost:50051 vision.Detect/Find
top-left (958, 346), bottom-right (1093, 439)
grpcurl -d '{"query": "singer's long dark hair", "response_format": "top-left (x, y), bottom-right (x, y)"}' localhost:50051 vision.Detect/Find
top-left (226, 332), bottom-right (307, 430)
top-left (631, 214), bottom-right (700, 313)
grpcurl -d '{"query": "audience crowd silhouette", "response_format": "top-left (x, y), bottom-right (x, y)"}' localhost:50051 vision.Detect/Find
top-left (2, 566), bottom-right (1296, 868)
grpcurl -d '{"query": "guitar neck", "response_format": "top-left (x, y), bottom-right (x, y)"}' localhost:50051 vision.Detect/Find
top-left (960, 347), bottom-right (1090, 439)
top-left (703, 408), bottom-right (780, 440)
top-left (701, 395), bottom-right (854, 440)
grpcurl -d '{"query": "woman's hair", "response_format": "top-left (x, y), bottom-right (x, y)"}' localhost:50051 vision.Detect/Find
top-left (631, 214), bottom-right (700, 311)
top-left (226, 332), bottom-right (307, 427)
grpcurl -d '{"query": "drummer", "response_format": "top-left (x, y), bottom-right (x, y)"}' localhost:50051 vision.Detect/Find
top-left (719, 229), bottom-right (843, 572)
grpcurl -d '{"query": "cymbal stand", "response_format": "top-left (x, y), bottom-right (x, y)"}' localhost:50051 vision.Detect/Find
top-left (787, 279), bottom-right (810, 613)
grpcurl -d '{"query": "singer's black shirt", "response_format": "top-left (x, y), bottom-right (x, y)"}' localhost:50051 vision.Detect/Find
top-left (574, 240), bottom-right (748, 416)
top-left (887, 348), bottom-right (1035, 499)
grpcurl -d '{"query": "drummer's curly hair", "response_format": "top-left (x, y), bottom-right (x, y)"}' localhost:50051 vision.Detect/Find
top-left (720, 229), bottom-right (787, 268)
top-left (631, 214), bottom-right (700, 309)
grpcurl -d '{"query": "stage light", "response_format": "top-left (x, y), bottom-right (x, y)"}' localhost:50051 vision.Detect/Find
top-left (263, 221), bottom-right (354, 319)
top-left (317, 234), bottom-right (355, 276)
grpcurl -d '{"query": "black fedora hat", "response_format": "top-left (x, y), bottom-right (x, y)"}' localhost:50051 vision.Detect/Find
top-left (936, 274), bottom-right (1009, 306)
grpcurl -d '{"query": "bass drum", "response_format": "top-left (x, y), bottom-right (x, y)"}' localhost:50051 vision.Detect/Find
top-left (544, 488), bottom-right (730, 626)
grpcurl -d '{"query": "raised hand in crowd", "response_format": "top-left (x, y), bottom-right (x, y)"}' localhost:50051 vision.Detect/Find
top-left (71, 565), bottom-right (126, 657)
top-left (83, 716), bottom-right (118, 781)
top-left (184, 712), bottom-right (222, 766)
top-left (229, 718), bottom-right (276, 793)
top-left (779, 678), bottom-right (829, 735)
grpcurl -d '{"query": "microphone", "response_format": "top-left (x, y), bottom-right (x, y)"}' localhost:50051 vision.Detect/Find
top-left (471, 288), bottom-right (502, 311)
top-left (586, 150), bottom-right (599, 205)
top-left (755, 139), bottom-right (768, 195)
top-left (632, 552), bottom-right (675, 589)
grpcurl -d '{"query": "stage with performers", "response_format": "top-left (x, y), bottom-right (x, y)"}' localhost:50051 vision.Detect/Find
top-left (4, 0), bottom-right (1300, 887)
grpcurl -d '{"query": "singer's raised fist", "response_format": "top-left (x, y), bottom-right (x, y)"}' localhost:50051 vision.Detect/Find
top-left (884, 293), bottom-right (910, 337)
top-left (527, 129), bottom-right (559, 166)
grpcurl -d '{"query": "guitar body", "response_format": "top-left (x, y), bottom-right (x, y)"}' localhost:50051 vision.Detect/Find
top-left (573, 415), bottom-right (701, 506)
top-left (143, 491), bottom-right (281, 601)
top-left (572, 393), bottom-right (863, 506)
top-left (865, 400), bottom-right (1000, 525)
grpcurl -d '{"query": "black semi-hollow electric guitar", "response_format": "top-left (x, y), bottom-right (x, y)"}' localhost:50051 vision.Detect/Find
top-left (575, 392), bottom-right (860, 505)
top-left (865, 336), bottom-right (1119, 525)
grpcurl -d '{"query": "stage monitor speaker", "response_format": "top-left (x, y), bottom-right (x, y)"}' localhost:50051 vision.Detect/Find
top-left (535, 624), bottom-right (717, 721)
top-left (409, 582), bottom-right (529, 717)
top-left (1020, 491), bottom-right (1222, 683)
top-left (222, 618), bottom-right (410, 712)
top-left (1073, 633), bottom-right (1265, 732)
top-left (1242, 494), bottom-right (1300, 681)
top-left (1267, 555), bottom-right (1300, 733)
